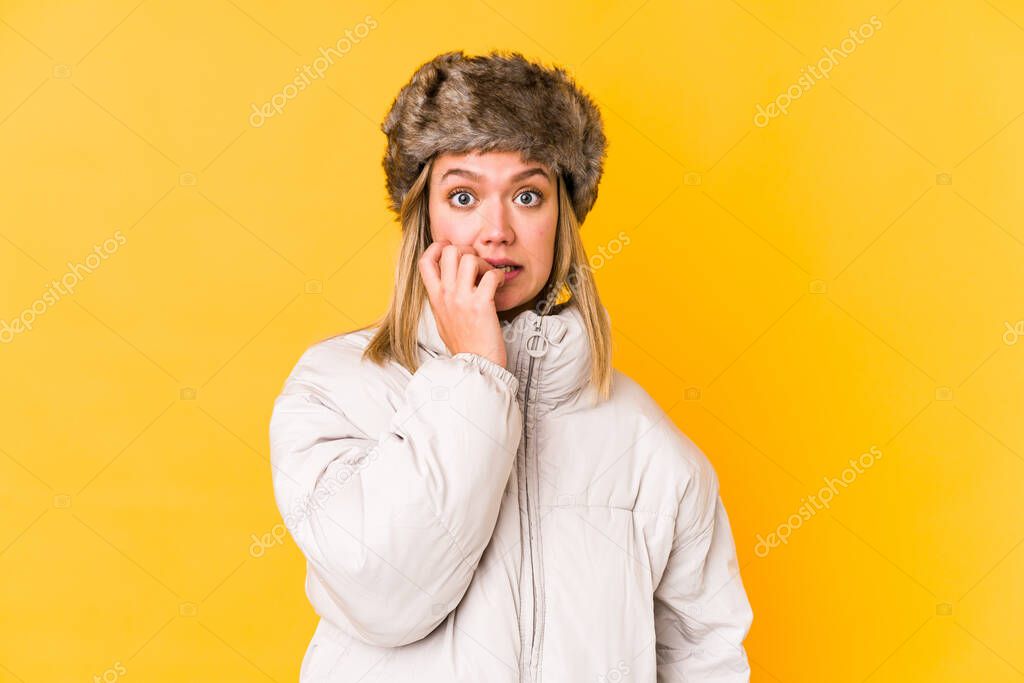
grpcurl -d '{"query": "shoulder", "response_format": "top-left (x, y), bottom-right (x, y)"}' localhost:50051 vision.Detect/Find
top-left (605, 367), bottom-right (720, 500)
top-left (279, 327), bottom-right (391, 409)
top-left (291, 327), bottom-right (375, 372)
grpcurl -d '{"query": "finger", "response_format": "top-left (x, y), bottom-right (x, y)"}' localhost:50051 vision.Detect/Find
top-left (475, 266), bottom-right (503, 302)
top-left (457, 252), bottom-right (493, 294)
top-left (438, 244), bottom-right (460, 295)
top-left (418, 241), bottom-right (447, 298)
top-left (440, 244), bottom-right (476, 295)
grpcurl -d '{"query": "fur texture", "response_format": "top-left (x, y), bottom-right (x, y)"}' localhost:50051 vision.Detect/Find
top-left (381, 49), bottom-right (608, 225)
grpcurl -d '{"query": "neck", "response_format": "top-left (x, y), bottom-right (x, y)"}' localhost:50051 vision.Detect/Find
top-left (497, 293), bottom-right (544, 325)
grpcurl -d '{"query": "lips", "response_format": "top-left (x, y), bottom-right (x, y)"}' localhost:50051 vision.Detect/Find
top-left (484, 259), bottom-right (522, 273)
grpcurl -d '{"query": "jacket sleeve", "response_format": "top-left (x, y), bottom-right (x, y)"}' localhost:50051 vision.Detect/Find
top-left (653, 455), bottom-right (754, 682)
top-left (269, 343), bottom-right (523, 648)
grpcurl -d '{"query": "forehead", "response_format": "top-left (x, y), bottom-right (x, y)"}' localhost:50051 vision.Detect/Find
top-left (432, 150), bottom-right (552, 182)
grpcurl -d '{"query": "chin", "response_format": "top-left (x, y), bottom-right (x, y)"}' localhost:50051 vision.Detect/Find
top-left (494, 301), bottom-right (519, 313)
top-left (494, 291), bottom-right (527, 313)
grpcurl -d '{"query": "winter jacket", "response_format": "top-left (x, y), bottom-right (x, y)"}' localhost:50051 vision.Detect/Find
top-left (269, 298), bottom-right (754, 682)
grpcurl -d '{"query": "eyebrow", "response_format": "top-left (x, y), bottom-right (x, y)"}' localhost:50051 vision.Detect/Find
top-left (439, 166), bottom-right (550, 184)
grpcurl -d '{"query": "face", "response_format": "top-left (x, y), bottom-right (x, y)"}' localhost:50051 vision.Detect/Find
top-left (428, 149), bottom-right (558, 321)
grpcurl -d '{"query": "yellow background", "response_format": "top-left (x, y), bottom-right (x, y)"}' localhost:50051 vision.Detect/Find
top-left (2, 0), bottom-right (1023, 681)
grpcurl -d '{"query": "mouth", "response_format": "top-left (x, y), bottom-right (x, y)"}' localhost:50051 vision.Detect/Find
top-left (482, 259), bottom-right (523, 284)
top-left (484, 259), bottom-right (523, 274)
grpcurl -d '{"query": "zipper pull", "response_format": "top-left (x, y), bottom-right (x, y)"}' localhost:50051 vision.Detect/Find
top-left (525, 317), bottom-right (548, 358)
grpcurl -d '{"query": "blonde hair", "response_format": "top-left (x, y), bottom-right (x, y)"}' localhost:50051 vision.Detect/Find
top-left (359, 154), bottom-right (613, 402)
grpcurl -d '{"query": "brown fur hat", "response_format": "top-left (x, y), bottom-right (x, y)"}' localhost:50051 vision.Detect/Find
top-left (380, 49), bottom-right (608, 225)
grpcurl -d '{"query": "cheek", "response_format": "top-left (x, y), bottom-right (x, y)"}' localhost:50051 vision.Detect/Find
top-left (428, 199), bottom-right (485, 243)
top-left (427, 201), bottom-right (459, 242)
top-left (521, 215), bottom-right (557, 266)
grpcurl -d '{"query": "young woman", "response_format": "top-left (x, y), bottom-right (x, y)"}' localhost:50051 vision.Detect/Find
top-left (270, 49), bottom-right (753, 682)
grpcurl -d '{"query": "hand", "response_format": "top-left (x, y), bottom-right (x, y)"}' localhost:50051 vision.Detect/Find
top-left (417, 240), bottom-right (508, 370)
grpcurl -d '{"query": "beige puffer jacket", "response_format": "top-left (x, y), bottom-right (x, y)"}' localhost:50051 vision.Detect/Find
top-left (269, 299), bottom-right (753, 682)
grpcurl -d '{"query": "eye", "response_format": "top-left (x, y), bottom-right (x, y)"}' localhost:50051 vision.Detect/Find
top-left (446, 188), bottom-right (477, 209)
top-left (515, 189), bottom-right (544, 207)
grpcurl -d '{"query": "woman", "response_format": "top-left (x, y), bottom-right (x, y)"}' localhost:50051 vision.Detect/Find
top-left (270, 49), bottom-right (753, 682)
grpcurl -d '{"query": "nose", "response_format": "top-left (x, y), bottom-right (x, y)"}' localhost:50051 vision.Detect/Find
top-left (477, 198), bottom-right (515, 246)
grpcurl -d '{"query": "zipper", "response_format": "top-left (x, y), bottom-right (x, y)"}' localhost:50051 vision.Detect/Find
top-left (517, 316), bottom-right (545, 683)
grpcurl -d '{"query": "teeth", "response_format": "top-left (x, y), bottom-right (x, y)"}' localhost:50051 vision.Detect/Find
top-left (496, 265), bottom-right (517, 272)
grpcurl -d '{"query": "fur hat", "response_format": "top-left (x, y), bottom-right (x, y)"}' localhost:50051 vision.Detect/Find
top-left (380, 49), bottom-right (608, 225)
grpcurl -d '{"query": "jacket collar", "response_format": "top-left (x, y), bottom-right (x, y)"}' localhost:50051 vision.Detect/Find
top-left (416, 297), bottom-right (599, 410)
